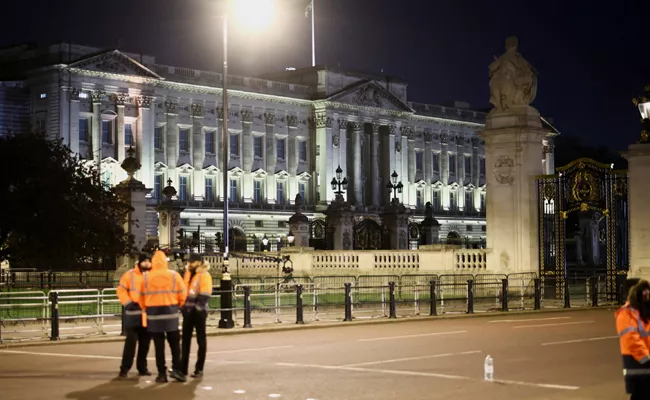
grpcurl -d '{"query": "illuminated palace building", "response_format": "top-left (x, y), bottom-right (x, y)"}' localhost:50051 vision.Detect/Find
top-left (0, 43), bottom-right (557, 250)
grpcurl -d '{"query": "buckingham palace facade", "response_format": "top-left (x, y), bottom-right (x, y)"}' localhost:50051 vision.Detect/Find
top-left (0, 43), bottom-right (558, 250)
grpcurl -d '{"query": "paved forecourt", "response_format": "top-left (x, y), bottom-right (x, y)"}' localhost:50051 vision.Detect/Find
top-left (0, 308), bottom-right (627, 400)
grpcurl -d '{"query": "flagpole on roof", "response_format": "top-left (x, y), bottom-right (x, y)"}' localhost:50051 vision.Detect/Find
top-left (306, 0), bottom-right (316, 66)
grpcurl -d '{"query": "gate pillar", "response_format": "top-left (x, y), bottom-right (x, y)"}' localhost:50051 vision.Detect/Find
top-left (624, 143), bottom-right (650, 280)
top-left (325, 196), bottom-right (355, 250)
top-left (382, 200), bottom-right (410, 249)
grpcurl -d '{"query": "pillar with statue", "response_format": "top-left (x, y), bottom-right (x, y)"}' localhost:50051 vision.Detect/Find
top-left (288, 194), bottom-right (312, 248)
top-left (157, 178), bottom-right (185, 250)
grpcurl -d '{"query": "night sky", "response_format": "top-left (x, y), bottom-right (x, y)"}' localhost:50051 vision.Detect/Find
top-left (2, 0), bottom-right (648, 150)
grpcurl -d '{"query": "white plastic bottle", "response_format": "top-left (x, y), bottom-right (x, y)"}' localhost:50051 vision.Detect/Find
top-left (484, 355), bottom-right (494, 381)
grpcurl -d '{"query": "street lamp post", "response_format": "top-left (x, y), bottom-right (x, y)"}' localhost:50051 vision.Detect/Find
top-left (287, 230), bottom-right (295, 247)
top-left (330, 165), bottom-right (348, 199)
top-left (634, 85), bottom-right (650, 143)
top-left (386, 170), bottom-right (404, 204)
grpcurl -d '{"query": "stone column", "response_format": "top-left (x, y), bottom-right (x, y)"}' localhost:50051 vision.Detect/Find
top-left (68, 88), bottom-right (81, 155)
top-left (289, 195), bottom-right (311, 247)
top-left (423, 132), bottom-right (433, 205)
top-left (482, 106), bottom-right (546, 274)
top-left (543, 139), bottom-right (555, 175)
top-left (136, 95), bottom-right (155, 189)
top-left (383, 125), bottom-right (397, 206)
top-left (115, 94), bottom-right (128, 162)
top-left (370, 122), bottom-right (381, 208)
top-left (288, 127), bottom-right (298, 203)
top-left (337, 118), bottom-right (348, 202)
top-left (382, 202), bottom-right (410, 250)
top-left (60, 87), bottom-right (70, 147)
top-left (404, 126), bottom-right (415, 207)
top-left (349, 121), bottom-right (363, 207)
top-left (325, 197), bottom-right (355, 250)
top-left (165, 100), bottom-right (179, 186)
top-left (624, 143), bottom-right (650, 280)
top-left (265, 113), bottom-right (277, 204)
top-left (91, 91), bottom-right (104, 166)
top-left (157, 181), bottom-right (185, 249)
top-left (315, 111), bottom-right (333, 205)
top-left (420, 203), bottom-right (441, 245)
top-left (116, 149), bottom-right (152, 252)
top-left (241, 109), bottom-right (253, 203)
top-left (192, 103), bottom-right (206, 201)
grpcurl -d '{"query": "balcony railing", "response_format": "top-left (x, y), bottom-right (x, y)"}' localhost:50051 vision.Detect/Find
top-left (148, 198), bottom-right (316, 213)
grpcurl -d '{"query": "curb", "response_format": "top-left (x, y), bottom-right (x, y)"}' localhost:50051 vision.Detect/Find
top-left (0, 305), bottom-right (617, 349)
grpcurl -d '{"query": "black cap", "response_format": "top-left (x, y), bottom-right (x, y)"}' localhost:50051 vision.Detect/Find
top-left (138, 253), bottom-right (152, 264)
top-left (188, 253), bottom-right (202, 263)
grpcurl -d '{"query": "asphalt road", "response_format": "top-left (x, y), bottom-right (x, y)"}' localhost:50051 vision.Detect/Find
top-left (0, 308), bottom-right (626, 400)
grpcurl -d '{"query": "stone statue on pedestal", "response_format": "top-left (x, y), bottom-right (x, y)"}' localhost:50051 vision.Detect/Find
top-left (489, 36), bottom-right (538, 111)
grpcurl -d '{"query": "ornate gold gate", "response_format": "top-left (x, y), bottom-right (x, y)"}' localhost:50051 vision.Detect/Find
top-left (537, 158), bottom-right (629, 300)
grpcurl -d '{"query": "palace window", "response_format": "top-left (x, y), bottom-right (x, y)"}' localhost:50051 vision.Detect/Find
top-left (102, 170), bottom-right (111, 187)
top-left (229, 179), bottom-right (238, 202)
top-left (179, 129), bottom-right (189, 152)
top-left (205, 177), bottom-right (214, 202)
top-left (206, 219), bottom-right (215, 227)
top-left (464, 156), bottom-right (471, 180)
top-left (480, 193), bottom-right (486, 210)
top-left (415, 152), bottom-right (423, 172)
top-left (276, 181), bottom-right (285, 204)
top-left (448, 154), bottom-right (456, 175)
top-left (179, 176), bottom-right (188, 201)
top-left (254, 136), bottom-right (264, 158)
top-left (253, 180), bottom-right (262, 203)
top-left (125, 123), bottom-right (133, 146)
top-left (433, 153), bottom-right (440, 173)
top-left (298, 140), bottom-right (308, 162)
top-left (298, 182), bottom-right (306, 203)
top-left (432, 190), bottom-right (440, 210)
top-left (230, 133), bottom-right (239, 156)
top-left (480, 158), bottom-right (486, 176)
top-left (102, 120), bottom-right (112, 144)
top-left (449, 191), bottom-right (456, 210)
top-left (205, 131), bottom-right (215, 154)
top-left (153, 175), bottom-right (163, 199)
top-left (465, 190), bottom-right (473, 210)
top-left (154, 126), bottom-right (163, 150)
top-left (276, 138), bottom-right (286, 160)
top-left (79, 119), bottom-right (89, 142)
top-left (416, 189), bottom-right (423, 209)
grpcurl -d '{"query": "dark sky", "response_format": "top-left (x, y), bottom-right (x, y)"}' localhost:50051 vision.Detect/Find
top-left (2, 0), bottom-right (648, 150)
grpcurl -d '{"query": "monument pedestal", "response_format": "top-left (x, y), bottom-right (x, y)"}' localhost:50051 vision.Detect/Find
top-left (420, 202), bottom-right (441, 245)
top-left (157, 180), bottom-right (185, 250)
top-left (325, 196), bottom-right (355, 250)
top-left (481, 106), bottom-right (547, 273)
top-left (289, 194), bottom-right (310, 247)
top-left (624, 143), bottom-right (650, 280)
top-left (382, 201), bottom-right (410, 249)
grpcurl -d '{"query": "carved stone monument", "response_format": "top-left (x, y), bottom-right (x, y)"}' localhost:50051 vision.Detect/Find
top-left (481, 37), bottom-right (549, 273)
top-left (382, 199), bottom-right (410, 250)
top-left (288, 194), bottom-right (311, 248)
top-left (325, 194), bottom-right (355, 251)
top-left (157, 178), bottom-right (185, 250)
top-left (419, 202), bottom-right (441, 245)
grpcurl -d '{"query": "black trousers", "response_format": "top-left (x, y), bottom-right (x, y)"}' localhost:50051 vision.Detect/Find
top-left (631, 379), bottom-right (650, 400)
top-left (120, 327), bottom-right (151, 374)
top-left (151, 330), bottom-right (181, 376)
top-left (181, 310), bottom-right (207, 375)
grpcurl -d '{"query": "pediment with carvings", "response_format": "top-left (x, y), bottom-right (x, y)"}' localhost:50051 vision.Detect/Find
top-left (327, 80), bottom-right (414, 113)
top-left (68, 50), bottom-right (162, 80)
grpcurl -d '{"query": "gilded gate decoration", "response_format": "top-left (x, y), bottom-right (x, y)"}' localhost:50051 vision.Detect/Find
top-left (309, 219), bottom-right (328, 250)
top-left (353, 219), bottom-right (384, 250)
top-left (537, 158), bottom-right (629, 300)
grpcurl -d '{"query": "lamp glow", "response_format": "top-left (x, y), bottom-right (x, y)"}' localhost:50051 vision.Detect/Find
top-left (231, 0), bottom-right (275, 30)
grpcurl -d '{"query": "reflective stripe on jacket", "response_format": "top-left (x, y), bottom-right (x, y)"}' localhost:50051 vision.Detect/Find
top-left (616, 303), bottom-right (650, 393)
top-left (182, 268), bottom-right (213, 313)
top-left (116, 268), bottom-right (144, 328)
top-left (139, 251), bottom-right (187, 333)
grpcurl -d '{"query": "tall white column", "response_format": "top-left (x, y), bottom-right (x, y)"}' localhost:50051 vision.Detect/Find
top-left (543, 139), bottom-right (555, 175)
top-left (115, 94), bottom-right (128, 162)
top-left (424, 132), bottom-right (433, 205)
top-left (404, 126), bottom-right (415, 208)
top-left (165, 100), bottom-right (179, 187)
top-left (192, 103), bottom-right (206, 200)
top-left (241, 109), bottom-right (253, 203)
top-left (68, 88), bottom-right (81, 155)
top-left (350, 121), bottom-right (363, 207)
top-left (288, 128), bottom-right (298, 203)
top-left (136, 96), bottom-right (155, 190)
top-left (265, 114), bottom-right (277, 204)
top-left (625, 143), bottom-right (650, 280)
top-left (91, 91), bottom-right (104, 167)
top-left (315, 111), bottom-right (333, 205)
top-left (383, 124), bottom-right (397, 206)
top-left (60, 87), bottom-right (70, 147)
top-left (370, 122), bottom-right (381, 208)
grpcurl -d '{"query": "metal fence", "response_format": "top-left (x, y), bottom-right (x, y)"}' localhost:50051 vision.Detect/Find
top-left (0, 273), bottom-right (622, 344)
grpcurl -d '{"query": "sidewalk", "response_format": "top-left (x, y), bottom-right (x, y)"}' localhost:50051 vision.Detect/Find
top-left (0, 305), bottom-right (611, 349)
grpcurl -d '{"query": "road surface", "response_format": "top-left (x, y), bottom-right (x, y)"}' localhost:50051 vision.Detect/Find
top-left (0, 308), bottom-right (626, 400)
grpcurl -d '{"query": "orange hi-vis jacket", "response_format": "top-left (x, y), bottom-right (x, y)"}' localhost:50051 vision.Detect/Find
top-left (182, 264), bottom-right (213, 314)
top-left (117, 267), bottom-right (145, 328)
top-left (616, 302), bottom-right (650, 393)
top-left (138, 251), bottom-right (187, 333)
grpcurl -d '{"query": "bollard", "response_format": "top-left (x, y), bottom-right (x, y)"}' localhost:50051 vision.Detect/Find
top-left (40, 272), bottom-right (45, 290)
top-left (534, 278), bottom-right (541, 310)
top-left (50, 292), bottom-right (60, 341)
top-left (296, 285), bottom-right (305, 324)
top-left (243, 285), bottom-right (252, 328)
top-left (344, 282), bottom-right (352, 322)
top-left (429, 280), bottom-right (437, 316)
top-left (121, 306), bottom-right (126, 336)
top-left (388, 281), bottom-right (397, 319)
top-left (501, 279), bottom-right (509, 312)
top-left (563, 279), bottom-right (571, 309)
top-left (591, 279), bottom-right (599, 307)
top-left (467, 280), bottom-right (475, 314)
top-left (218, 273), bottom-right (235, 329)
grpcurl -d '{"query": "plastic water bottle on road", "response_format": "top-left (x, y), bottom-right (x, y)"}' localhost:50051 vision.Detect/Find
top-left (484, 355), bottom-right (494, 381)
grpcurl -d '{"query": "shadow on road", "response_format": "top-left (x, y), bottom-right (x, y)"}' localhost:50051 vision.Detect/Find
top-left (65, 377), bottom-right (201, 400)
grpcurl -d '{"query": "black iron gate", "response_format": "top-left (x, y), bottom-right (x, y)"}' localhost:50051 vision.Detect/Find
top-left (353, 218), bottom-right (384, 250)
top-left (537, 158), bottom-right (629, 300)
top-left (309, 219), bottom-right (328, 250)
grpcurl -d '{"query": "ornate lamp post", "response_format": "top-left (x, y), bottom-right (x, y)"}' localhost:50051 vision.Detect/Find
top-left (634, 85), bottom-right (650, 143)
top-left (287, 230), bottom-right (295, 247)
top-left (330, 165), bottom-right (348, 199)
top-left (262, 234), bottom-right (269, 252)
top-left (386, 170), bottom-right (403, 204)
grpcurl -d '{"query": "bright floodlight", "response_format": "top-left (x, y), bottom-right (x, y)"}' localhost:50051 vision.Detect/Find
top-left (639, 101), bottom-right (650, 120)
top-left (231, 0), bottom-right (275, 30)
